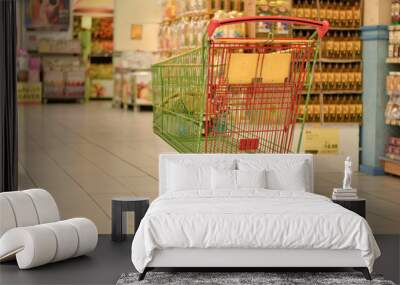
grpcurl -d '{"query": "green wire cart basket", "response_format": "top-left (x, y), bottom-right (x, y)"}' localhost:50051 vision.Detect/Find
top-left (152, 16), bottom-right (329, 153)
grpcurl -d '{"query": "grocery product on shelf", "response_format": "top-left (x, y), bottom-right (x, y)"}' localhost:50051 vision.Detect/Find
top-left (386, 72), bottom-right (400, 126)
top-left (293, 0), bottom-right (361, 28)
top-left (88, 64), bottom-right (113, 79)
top-left (312, 63), bottom-right (362, 91)
top-left (17, 83), bottom-right (42, 103)
top-left (42, 57), bottom-right (85, 100)
top-left (388, 25), bottom-right (400, 63)
top-left (73, 15), bottom-right (114, 99)
top-left (292, 0), bottom-right (363, 124)
top-left (386, 136), bottom-right (400, 161)
top-left (316, 31), bottom-right (361, 59)
top-left (91, 79), bottom-right (114, 98)
top-left (381, 1), bottom-right (400, 176)
top-left (256, 0), bottom-right (291, 36)
top-left (113, 51), bottom-right (154, 108)
top-left (158, 0), bottom-right (245, 58)
top-left (37, 39), bottom-right (81, 54)
top-left (382, 136), bottom-right (400, 176)
top-left (132, 71), bottom-right (153, 107)
top-left (392, 0), bottom-right (400, 25)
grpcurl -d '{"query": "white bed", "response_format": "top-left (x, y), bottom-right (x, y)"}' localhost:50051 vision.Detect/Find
top-left (131, 154), bottom-right (380, 281)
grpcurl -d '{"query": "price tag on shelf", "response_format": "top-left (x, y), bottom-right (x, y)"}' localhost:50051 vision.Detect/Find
top-left (304, 128), bottom-right (340, 155)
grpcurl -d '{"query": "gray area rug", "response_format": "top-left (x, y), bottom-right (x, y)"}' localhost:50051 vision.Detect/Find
top-left (116, 272), bottom-right (396, 285)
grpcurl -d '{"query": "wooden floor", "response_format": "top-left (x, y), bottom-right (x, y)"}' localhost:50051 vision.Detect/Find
top-left (17, 102), bottom-right (400, 234)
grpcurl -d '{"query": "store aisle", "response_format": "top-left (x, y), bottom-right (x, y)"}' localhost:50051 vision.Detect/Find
top-left (18, 102), bottom-right (174, 233)
top-left (18, 102), bottom-right (400, 234)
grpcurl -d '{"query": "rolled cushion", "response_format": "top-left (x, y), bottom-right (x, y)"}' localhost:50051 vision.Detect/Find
top-left (65, 218), bottom-right (98, 257)
top-left (0, 192), bottom-right (39, 227)
top-left (0, 218), bottom-right (98, 269)
top-left (0, 226), bottom-right (57, 269)
top-left (42, 221), bottom-right (79, 262)
top-left (24, 189), bottom-right (60, 224)
top-left (0, 196), bottom-right (17, 237)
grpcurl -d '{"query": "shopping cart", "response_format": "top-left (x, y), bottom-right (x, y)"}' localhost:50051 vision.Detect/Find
top-left (152, 16), bottom-right (329, 153)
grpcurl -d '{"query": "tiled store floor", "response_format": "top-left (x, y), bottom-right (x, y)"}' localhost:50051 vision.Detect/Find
top-left (18, 102), bottom-right (400, 234)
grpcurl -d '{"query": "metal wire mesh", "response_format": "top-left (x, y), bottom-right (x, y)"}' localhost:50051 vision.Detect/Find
top-left (153, 35), bottom-right (319, 153)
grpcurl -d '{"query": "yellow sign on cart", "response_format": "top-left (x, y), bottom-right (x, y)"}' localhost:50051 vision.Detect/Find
top-left (303, 128), bottom-right (339, 154)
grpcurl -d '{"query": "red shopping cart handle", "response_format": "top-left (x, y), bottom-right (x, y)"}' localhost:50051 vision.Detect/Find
top-left (207, 16), bottom-right (329, 38)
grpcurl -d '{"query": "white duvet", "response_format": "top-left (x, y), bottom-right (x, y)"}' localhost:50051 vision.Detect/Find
top-left (131, 190), bottom-right (380, 273)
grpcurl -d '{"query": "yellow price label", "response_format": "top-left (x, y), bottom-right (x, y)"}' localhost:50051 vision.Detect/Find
top-left (304, 128), bottom-right (339, 154)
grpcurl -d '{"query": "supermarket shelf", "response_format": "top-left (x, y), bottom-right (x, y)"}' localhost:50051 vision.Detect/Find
top-left (385, 119), bottom-right (400, 126)
top-left (319, 58), bottom-right (362, 63)
top-left (114, 67), bottom-right (151, 73)
top-left (90, 54), bottom-right (113, 58)
top-left (302, 90), bottom-right (363, 95)
top-left (293, 25), bottom-right (360, 31)
top-left (322, 90), bottom-right (363, 94)
top-left (161, 11), bottom-right (213, 24)
top-left (298, 122), bottom-right (361, 125)
top-left (43, 96), bottom-right (84, 103)
top-left (38, 52), bottom-right (81, 56)
top-left (89, 97), bottom-right (113, 101)
top-left (380, 156), bottom-right (400, 176)
top-left (90, 76), bottom-right (113, 80)
top-left (135, 99), bottom-right (153, 106)
top-left (386, 58), bottom-right (400, 64)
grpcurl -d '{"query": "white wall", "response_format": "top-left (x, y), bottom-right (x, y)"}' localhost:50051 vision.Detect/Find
top-left (114, 0), bottom-right (162, 52)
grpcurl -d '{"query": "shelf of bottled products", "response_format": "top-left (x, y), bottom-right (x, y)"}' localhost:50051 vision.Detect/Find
top-left (158, 0), bottom-right (363, 124)
top-left (291, 0), bottom-right (363, 124)
top-left (381, 0), bottom-right (400, 176)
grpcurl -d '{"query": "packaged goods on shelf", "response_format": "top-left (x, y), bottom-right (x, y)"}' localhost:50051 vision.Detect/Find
top-left (392, 0), bottom-right (400, 25)
top-left (292, 0), bottom-right (363, 125)
top-left (297, 94), bottom-right (362, 123)
top-left (382, 136), bottom-right (400, 175)
top-left (292, 0), bottom-right (361, 28)
top-left (91, 79), bottom-right (113, 98)
top-left (320, 31), bottom-right (361, 59)
top-left (38, 39), bottom-right (81, 54)
top-left (159, 0), bottom-right (245, 58)
top-left (132, 71), bottom-right (152, 106)
top-left (91, 41), bottom-right (113, 55)
top-left (17, 50), bottom-right (29, 71)
top-left (312, 63), bottom-right (362, 91)
top-left (72, 14), bottom-right (114, 100)
top-left (42, 57), bottom-right (85, 99)
top-left (17, 82), bottom-right (42, 103)
top-left (113, 51), bottom-right (155, 107)
top-left (89, 64), bottom-right (113, 79)
top-left (386, 72), bottom-right (400, 126)
top-left (257, 0), bottom-right (291, 35)
top-left (388, 25), bottom-right (400, 62)
top-left (386, 136), bottom-right (400, 161)
top-left (92, 17), bottom-right (113, 40)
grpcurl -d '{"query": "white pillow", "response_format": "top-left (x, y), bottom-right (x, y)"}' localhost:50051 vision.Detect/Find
top-left (266, 161), bottom-right (307, 191)
top-left (168, 163), bottom-right (211, 191)
top-left (238, 159), bottom-right (309, 191)
top-left (167, 159), bottom-right (236, 191)
top-left (236, 169), bottom-right (266, 189)
top-left (211, 168), bottom-right (236, 190)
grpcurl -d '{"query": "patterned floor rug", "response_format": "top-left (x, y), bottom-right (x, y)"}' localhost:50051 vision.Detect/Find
top-left (116, 272), bottom-right (396, 285)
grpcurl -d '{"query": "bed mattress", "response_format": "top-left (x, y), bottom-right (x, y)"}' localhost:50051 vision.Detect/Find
top-left (131, 190), bottom-right (380, 273)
